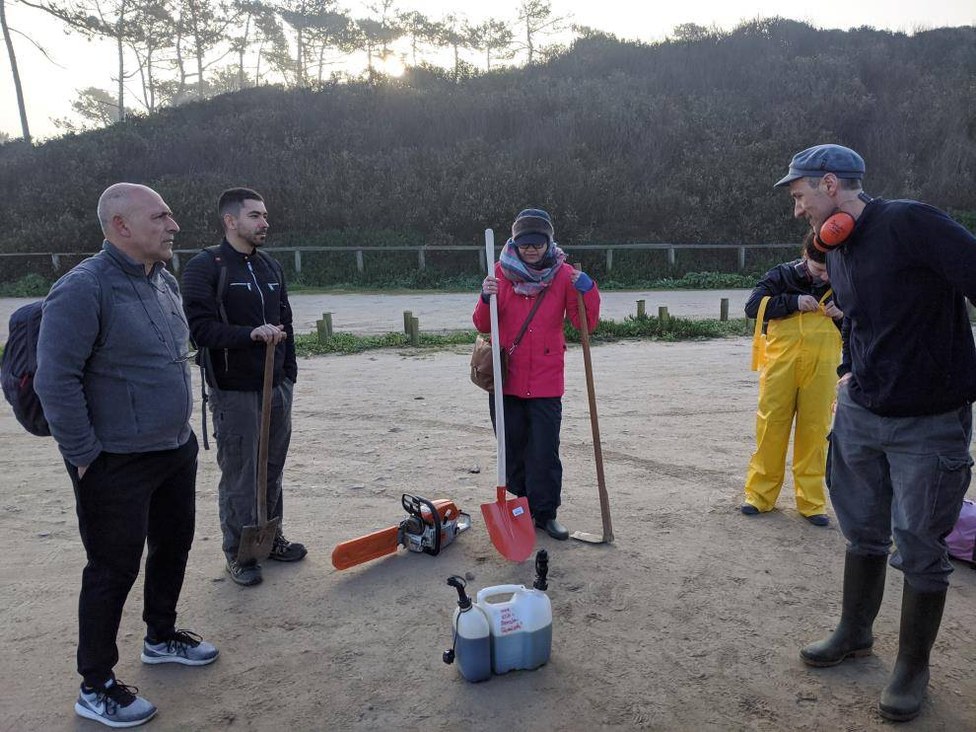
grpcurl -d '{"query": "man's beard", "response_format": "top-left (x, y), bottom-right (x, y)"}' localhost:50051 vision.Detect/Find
top-left (245, 231), bottom-right (267, 248)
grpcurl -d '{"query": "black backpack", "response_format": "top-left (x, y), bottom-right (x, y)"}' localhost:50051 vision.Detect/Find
top-left (1, 300), bottom-right (48, 435)
top-left (1, 261), bottom-right (110, 436)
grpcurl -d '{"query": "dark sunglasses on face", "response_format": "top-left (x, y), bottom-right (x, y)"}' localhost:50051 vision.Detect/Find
top-left (516, 241), bottom-right (547, 250)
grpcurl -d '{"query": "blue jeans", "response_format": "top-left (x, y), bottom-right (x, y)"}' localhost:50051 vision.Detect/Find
top-left (829, 386), bottom-right (973, 591)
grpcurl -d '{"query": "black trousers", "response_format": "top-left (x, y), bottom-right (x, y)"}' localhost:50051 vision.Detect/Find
top-left (489, 395), bottom-right (563, 521)
top-left (67, 433), bottom-right (198, 687)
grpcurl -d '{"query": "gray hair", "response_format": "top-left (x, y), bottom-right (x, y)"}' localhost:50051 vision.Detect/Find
top-left (96, 182), bottom-right (153, 235)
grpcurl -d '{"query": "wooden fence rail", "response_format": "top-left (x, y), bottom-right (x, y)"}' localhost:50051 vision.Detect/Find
top-left (0, 242), bottom-right (801, 276)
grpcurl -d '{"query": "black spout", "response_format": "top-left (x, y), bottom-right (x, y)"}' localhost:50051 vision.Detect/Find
top-left (447, 575), bottom-right (472, 610)
top-left (533, 549), bottom-right (549, 591)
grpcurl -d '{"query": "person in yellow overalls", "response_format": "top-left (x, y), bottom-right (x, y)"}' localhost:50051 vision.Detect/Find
top-left (742, 234), bottom-right (843, 526)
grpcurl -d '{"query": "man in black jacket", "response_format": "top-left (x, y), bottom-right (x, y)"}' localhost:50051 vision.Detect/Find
top-left (775, 144), bottom-right (976, 721)
top-left (182, 188), bottom-right (306, 587)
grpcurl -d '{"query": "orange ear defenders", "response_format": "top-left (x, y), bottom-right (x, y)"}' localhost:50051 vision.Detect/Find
top-left (813, 211), bottom-right (856, 252)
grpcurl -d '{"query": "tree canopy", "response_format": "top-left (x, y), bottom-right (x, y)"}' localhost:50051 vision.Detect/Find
top-left (1, 19), bottom-right (973, 265)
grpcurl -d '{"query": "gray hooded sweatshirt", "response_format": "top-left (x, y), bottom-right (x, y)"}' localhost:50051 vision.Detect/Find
top-left (34, 241), bottom-right (193, 466)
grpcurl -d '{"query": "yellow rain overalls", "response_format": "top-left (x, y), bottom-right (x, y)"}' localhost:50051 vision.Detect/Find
top-left (745, 291), bottom-right (841, 516)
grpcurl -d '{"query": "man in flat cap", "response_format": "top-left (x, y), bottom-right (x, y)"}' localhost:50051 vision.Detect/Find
top-left (775, 144), bottom-right (976, 721)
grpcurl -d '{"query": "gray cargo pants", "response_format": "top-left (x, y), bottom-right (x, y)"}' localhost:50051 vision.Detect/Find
top-left (829, 385), bottom-right (973, 592)
top-left (209, 379), bottom-right (294, 562)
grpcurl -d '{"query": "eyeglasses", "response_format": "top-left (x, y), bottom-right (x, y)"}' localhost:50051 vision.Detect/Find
top-left (515, 242), bottom-right (547, 250)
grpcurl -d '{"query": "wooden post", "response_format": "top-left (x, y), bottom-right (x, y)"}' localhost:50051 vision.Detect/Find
top-left (658, 306), bottom-right (669, 324)
top-left (409, 316), bottom-right (420, 346)
top-left (403, 310), bottom-right (412, 335)
top-left (355, 249), bottom-right (364, 273)
top-left (720, 298), bottom-right (729, 322)
top-left (479, 248), bottom-right (487, 273)
top-left (668, 247), bottom-right (676, 268)
top-left (171, 252), bottom-right (180, 273)
top-left (636, 299), bottom-right (646, 319)
top-left (605, 248), bottom-right (613, 273)
top-left (738, 247), bottom-right (746, 271)
top-left (316, 312), bottom-right (333, 343)
top-left (51, 253), bottom-right (60, 270)
top-left (294, 250), bottom-right (302, 274)
top-left (418, 248), bottom-right (426, 271)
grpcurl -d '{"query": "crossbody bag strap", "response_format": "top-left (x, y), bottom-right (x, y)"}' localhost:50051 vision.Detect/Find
top-left (509, 286), bottom-right (549, 354)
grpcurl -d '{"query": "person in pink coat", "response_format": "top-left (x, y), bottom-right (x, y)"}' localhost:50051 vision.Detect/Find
top-left (473, 208), bottom-right (601, 539)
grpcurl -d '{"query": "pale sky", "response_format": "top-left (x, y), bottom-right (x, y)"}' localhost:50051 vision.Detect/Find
top-left (1, 0), bottom-right (974, 141)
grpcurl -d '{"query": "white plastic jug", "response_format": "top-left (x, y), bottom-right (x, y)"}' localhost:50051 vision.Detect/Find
top-left (475, 583), bottom-right (552, 674)
top-left (452, 602), bottom-right (492, 682)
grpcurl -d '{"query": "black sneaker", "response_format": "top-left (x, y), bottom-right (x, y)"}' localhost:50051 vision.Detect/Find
top-left (269, 533), bottom-right (307, 562)
top-left (75, 677), bottom-right (156, 728)
top-left (226, 559), bottom-right (262, 586)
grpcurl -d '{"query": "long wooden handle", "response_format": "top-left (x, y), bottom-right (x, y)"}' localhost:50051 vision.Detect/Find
top-left (256, 340), bottom-right (275, 524)
top-left (575, 274), bottom-right (613, 543)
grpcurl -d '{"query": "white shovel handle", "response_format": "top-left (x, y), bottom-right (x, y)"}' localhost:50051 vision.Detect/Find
top-left (486, 229), bottom-right (506, 486)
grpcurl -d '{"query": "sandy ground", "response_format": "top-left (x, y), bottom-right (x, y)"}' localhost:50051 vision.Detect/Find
top-left (1, 299), bottom-right (975, 731)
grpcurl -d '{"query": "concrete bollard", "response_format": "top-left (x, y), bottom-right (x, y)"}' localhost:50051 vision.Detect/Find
top-left (409, 316), bottom-right (420, 346)
top-left (658, 306), bottom-right (669, 325)
top-left (403, 311), bottom-right (413, 335)
top-left (720, 298), bottom-right (729, 322)
top-left (637, 299), bottom-right (646, 319)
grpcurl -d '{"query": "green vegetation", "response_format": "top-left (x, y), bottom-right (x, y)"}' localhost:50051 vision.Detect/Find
top-left (0, 274), bottom-right (50, 297)
top-left (293, 315), bottom-right (750, 357)
top-left (2, 21), bottom-right (974, 288)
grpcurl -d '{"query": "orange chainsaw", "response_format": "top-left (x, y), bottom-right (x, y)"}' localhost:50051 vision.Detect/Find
top-left (331, 494), bottom-right (471, 570)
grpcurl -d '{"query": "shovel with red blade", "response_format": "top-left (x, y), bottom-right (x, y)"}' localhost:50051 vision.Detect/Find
top-left (479, 228), bottom-right (536, 562)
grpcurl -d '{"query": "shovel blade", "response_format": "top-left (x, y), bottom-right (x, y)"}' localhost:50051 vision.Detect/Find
top-left (480, 486), bottom-right (535, 562)
top-left (237, 517), bottom-right (281, 565)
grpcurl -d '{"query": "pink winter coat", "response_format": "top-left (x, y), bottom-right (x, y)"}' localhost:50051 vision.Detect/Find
top-left (472, 262), bottom-right (600, 398)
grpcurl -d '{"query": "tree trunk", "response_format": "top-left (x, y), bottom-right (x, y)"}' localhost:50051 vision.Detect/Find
top-left (0, 0), bottom-right (31, 143)
top-left (114, 0), bottom-right (128, 122)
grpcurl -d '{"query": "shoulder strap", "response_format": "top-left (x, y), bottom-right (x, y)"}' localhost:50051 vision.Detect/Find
top-left (204, 245), bottom-right (230, 325)
top-left (509, 286), bottom-right (548, 354)
top-left (751, 296), bottom-right (771, 372)
top-left (199, 245), bottom-right (228, 451)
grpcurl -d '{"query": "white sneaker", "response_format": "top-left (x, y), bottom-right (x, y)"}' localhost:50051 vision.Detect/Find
top-left (74, 677), bottom-right (157, 728)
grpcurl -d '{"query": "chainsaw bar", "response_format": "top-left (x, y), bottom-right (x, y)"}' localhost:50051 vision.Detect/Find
top-left (331, 498), bottom-right (466, 570)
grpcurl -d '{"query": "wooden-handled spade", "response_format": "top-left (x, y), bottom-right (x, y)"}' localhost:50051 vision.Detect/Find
top-left (570, 264), bottom-right (613, 544)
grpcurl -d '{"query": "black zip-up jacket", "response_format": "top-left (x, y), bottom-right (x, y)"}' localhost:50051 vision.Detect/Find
top-left (181, 239), bottom-right (297, 391)
top-left (744, 258), bottom-right (837, 326)
top-left (827, 198), bottom-right (976, 417)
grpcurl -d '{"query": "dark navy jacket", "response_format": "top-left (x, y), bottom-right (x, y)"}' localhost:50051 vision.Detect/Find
top-left (827, 198), bottom-right (976, 417)
top-left (181, 240), bottom-right (297, 391)
top-left (744, 258), bottom-right (836, 324)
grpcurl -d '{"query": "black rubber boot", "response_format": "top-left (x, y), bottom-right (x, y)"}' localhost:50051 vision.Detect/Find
top-left (800, 551), bottom-right (888, 667)
top-left (878, 581), bottom-right (947, 722)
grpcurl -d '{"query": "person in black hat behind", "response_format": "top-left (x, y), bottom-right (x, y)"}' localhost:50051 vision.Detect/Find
top-left (775, 144), bottom-right (976, 721)
top-left (473, 208), bottom-right (601, 540)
